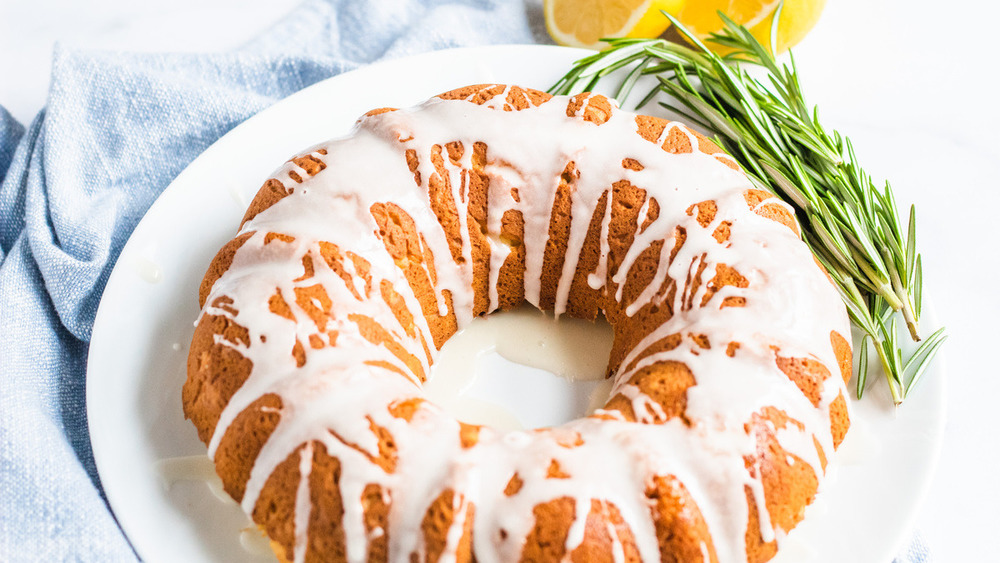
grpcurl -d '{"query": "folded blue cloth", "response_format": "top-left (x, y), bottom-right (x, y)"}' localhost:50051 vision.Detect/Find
top-left (0, 0), bottom-right (929, 560)
top-left (0, 1), bottom-right (535, 559)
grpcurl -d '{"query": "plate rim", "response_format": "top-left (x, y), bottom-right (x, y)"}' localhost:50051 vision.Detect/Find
top-left (86, 43), bottom-right (947, 563)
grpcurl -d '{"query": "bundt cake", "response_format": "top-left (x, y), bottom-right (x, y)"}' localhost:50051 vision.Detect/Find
top-left (183, 84), bottom-right (853, 563)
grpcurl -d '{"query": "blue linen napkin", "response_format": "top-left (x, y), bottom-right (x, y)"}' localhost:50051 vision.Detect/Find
top-left (0, 1), bottom-right (536, 559)
top-left (0, 0), bottom-right (930, 560)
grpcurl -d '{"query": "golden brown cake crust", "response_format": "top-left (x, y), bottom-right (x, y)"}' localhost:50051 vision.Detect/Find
top-left (183, 84), bottom-right (852, 563)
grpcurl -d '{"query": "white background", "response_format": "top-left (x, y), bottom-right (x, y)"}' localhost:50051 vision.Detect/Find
top-left (1, 0), bottom-right (997, 560)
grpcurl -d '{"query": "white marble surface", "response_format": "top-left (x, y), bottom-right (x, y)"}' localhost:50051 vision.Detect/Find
top-left (1, 0), bottom-right (996, 561)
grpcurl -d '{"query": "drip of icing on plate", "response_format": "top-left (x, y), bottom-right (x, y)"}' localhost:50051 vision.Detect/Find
top-left (155, 456), bottom-right (275, 557)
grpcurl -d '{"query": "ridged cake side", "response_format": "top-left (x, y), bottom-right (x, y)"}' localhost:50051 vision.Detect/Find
top-left (184, 85), bottom-right (852, 563)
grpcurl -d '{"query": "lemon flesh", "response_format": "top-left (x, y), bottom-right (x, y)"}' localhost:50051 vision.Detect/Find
top-left (676, 0), bottom-right (826, 53)
top-left (545, 0), bottom-right (825, 54)
top-left (546, 0), bottom-right (684, 50)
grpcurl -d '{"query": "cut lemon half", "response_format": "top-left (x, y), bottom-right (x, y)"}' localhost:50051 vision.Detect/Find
top-left (676, 0), bottom-right (781, 36)
top-left (745, 0), bottom-right (826, 53)
top-left (545, 0), bottom-right (685, 50)
top-left (676, 0), bottom-right (826, 53)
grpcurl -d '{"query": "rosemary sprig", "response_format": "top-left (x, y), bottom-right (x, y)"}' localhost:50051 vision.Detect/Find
top-left (549, 7), bottom-right (945, 405)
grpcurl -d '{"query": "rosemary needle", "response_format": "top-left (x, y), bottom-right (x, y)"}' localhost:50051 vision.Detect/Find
top-left (549, 5), bottom-right (945, 405)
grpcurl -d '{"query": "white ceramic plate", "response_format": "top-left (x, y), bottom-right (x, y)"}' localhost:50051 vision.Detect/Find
top-left (87, 45), bottom-right (946, 563)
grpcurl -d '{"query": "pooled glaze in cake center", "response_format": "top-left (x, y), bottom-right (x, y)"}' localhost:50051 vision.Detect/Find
top-left (186, 85), bottom-right (853, 563)
top-left (425, 307), bottom-right (614, 431)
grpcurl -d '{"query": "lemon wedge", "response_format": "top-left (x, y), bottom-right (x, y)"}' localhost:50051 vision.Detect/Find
top-left (545, 0), bottom-right (685, 50)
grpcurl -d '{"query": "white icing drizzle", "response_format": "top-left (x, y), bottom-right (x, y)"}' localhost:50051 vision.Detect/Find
top-left (587, 192), bottom-right (615, 291)
top-left (293, 442), bottom-right (314, 563)
top-left (196, 86), bottom-right (852, 563)
top-left (700, 541), bottom-right (711, 563)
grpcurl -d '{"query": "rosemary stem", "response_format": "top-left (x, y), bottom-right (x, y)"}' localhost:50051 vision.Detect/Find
top-left (895, 284), bottom-right (921, 342)
top-left (883, 245), bottom-right (921, 340)
top-left (863, 328), bottom-right (902, 406)
top-left (852, 251), bottom-right (902, 309)
top-left (548, 9), bottom-right (945, 405)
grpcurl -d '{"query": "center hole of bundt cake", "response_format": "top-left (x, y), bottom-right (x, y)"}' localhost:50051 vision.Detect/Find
top-left (423, 306), bottom-right (614, 432)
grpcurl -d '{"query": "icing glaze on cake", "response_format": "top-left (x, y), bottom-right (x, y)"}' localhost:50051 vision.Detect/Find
top-left (184, 84), bottom-right (853, 563)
